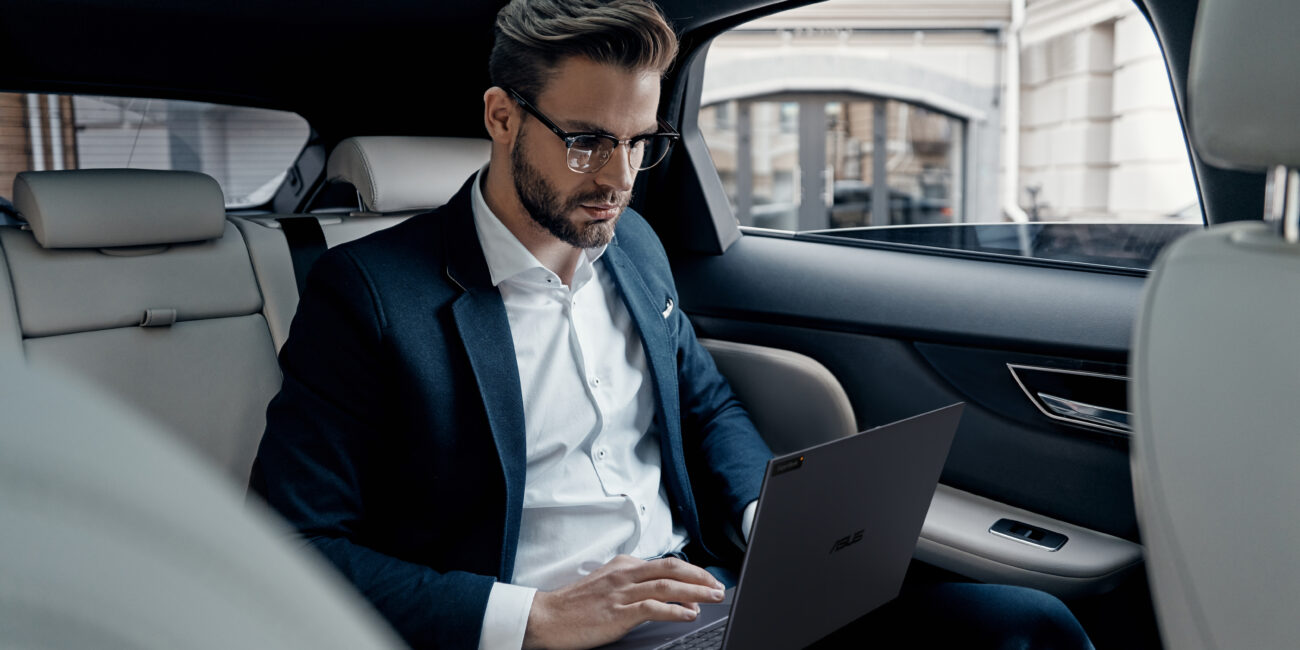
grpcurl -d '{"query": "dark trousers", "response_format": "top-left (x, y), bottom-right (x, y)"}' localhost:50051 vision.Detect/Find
top-left (809, 582), bottom-right (1094, 649)
top-left (692, 544), bottom-right (1093, 650)
top-left (699, 566), bottom-right (1092, 649)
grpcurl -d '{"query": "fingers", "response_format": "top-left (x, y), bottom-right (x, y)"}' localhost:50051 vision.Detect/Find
top-left (628, 556), bottom-right (725, 590)
top-left (614, 557), bottom-right (726, 606)
top-left (623, 577), bottom-right (726, 608)
top-left (599, 555), bottom-right (727, 612)
top-left (617, 597), bottom-right (704, 623)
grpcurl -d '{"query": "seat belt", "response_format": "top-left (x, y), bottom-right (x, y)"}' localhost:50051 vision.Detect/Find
top-left (276, 217), bottom-right (328, 295)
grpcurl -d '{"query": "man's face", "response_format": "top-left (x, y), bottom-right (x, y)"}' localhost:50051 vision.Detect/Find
top-left (510, 57), bottom-right (661, 249)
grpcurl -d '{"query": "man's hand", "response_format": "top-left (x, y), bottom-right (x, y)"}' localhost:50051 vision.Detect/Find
top-left (522, 554), bottom-right (727, 650)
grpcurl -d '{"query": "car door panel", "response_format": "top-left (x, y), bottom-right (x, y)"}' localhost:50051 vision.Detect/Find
top-left (919, 485), bottom-right (1142, 599)
top-left (673, 233), bottom-right (1142, 358)
top-left (672, 232), bottom-right (1148, 596)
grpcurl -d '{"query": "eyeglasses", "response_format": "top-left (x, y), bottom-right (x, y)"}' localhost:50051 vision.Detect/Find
top-left (507, 88), bottom-right (680, 174)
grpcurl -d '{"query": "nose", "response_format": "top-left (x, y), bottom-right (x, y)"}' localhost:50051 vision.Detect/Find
top-left (594, 142), bottom-right (636, 193)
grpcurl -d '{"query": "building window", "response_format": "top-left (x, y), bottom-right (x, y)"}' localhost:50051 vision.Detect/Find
top-left (703, 94), bottom-right (966, 230)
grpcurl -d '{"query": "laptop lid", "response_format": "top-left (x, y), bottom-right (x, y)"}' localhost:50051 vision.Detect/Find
top-left (605, 402), bottom-right (963, 650)
top-left (721, 402), bottom-right (963, 648)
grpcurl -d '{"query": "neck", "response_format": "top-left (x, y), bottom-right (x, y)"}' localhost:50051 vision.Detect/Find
top-left (482, 162), bottom-right (583, 285)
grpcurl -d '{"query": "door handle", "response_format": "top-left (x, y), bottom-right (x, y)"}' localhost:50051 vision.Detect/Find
top-left (1036, 392), bottom-right (1131, 432)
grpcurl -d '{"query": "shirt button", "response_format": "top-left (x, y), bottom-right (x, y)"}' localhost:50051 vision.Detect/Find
top-left (595, 448), bottom-right (607, 460)
top-left (640, 504), bottom-right (647, 516)
top-left (590, 376), bottom-right (601, 388)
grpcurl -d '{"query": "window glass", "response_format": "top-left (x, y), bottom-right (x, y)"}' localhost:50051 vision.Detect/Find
top-left (0, 93), bottom-right (309, 209)
top-left (825, 99), bottom-right (965, 227)
top-left (700, 0), bottom-right (1200, 243)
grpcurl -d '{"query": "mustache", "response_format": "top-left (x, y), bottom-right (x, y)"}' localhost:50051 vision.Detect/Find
top-left (566, 190), bottom-right (632, 210)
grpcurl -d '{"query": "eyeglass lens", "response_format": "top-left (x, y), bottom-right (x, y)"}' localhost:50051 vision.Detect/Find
top-left (567, 135), bottom-right (672, 173)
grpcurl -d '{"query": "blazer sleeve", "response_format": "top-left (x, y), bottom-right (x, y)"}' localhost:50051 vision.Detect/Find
top-left (672, 305), bottom-right (774, 535)
top-left (249, 247), bottom-right (495, 650)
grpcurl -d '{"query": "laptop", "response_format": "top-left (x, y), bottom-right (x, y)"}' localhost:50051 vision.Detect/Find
top-left (604, 402), bottom-right (964, 650)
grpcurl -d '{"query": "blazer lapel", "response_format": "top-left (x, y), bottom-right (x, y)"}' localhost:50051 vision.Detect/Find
top-left (602, 241), bottom-right (698, 529)
top-left (441, 180), bottom-right (527, 581)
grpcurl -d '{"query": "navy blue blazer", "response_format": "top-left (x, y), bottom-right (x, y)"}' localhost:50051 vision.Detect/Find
top-left (251, 176), bottom-right (773, 649)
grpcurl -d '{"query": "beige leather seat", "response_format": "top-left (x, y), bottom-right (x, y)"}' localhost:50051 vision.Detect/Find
top-left (325, 136), bottom-right (492, 219)
top-left (234, 136), bottom-right (491, 350)
top-left (0, 363), bottom-right (402, 649)
top-left (1, 169), bottom-right (282, 484)
top-left (700, 338), bottom-right (856, 453)
top-left (1130, 0), bottom-right (1300, 647)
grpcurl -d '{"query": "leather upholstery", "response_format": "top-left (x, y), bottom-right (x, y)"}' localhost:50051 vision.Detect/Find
top-left (0, 169), bottom-right (282, 484)
top-left (700, 338), bottom-right (856, 454)
top-left (0, 365), bottom-right (403, 649)
top-left (326, 136), bottom-right (490, 213)
top-left (0, 244), bottom-right (23, 365)
top-left (26, 316), bottom-right (282, 482)
top-left (1188, 0), bottom-right (1300, 169)
top-left (1132, 222), bottom-right (1300, 650)
top-left (232, 214), bottom-right (410, 351)
top-left (231, 217), bottom-right (306, 352)
top-left (13, 169), bottom-right (226, 248)
top-left (1134, 0), bottom-right (1300, 646)
top-left (0, 222), bottom-right (262, 338)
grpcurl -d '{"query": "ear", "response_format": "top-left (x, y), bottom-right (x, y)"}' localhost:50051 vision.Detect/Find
top-left (483, 87), bottom-right (518, 145)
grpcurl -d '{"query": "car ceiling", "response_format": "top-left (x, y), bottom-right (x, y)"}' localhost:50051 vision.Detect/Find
top-left (0, 0), bottom-right (816, 140)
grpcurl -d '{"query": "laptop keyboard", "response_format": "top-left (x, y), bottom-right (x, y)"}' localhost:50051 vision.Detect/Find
top-left (658, 618), bottom-right (727, 650)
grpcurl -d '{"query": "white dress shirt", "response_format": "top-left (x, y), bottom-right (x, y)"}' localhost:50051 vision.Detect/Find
top-left (471, 169), bottom-right (688, 649)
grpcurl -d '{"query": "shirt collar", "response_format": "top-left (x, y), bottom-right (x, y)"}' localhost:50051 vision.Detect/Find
top-left (470, 165), bottom-right (608, 288)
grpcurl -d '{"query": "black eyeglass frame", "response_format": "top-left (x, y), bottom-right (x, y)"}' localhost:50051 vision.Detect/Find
top-left (506, 87), bottom-right (681, 174)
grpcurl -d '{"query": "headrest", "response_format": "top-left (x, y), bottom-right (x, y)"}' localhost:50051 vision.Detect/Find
top-left (326, 136), bottom-right (491, 213)
top-left (13, 169), bottom-right (226, 248)
top-left (1188, 0), bottom-right (1300, 170)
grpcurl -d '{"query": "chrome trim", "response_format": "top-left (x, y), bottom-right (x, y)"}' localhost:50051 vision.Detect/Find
top-left (1036, 392), bottom-right (1130, 432)
top-left (1287, 168), bottom-right (1299, 244)
top-left (1265, 165), bottom-right (1300, 244)
top-left (988, 526), bottom-right (1066, 552)
top-left (1006, 363), bottom-right (1130, 436)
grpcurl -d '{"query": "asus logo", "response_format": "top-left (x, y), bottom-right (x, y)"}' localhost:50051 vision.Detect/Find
top-left (829, 529), bottom-right (865, 554)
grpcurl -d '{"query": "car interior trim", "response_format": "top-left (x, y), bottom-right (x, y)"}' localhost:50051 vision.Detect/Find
top-left (1008, 364), bottom-right (1132, 436)
top-left (917, 484), bottom-right (1143, 599)
top-left (789, 230), bottom-right (1152, 278)
top-left (674, 233), bottom-right (1143, 358)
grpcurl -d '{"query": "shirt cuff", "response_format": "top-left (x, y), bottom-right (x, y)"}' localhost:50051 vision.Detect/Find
top-left (478, 582), bottom-right (537, 650)
top-left (741, 500), bottom-right (759, 544)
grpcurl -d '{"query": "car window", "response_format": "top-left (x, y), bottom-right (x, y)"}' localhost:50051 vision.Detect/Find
top-left (699, 0), bottom-right (1200, 271)
top-left (0, 93), bottom-right (309, 209)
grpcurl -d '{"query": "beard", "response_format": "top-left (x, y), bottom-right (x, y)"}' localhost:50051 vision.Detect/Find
top-left (511, 129), bottom-right (629, 249)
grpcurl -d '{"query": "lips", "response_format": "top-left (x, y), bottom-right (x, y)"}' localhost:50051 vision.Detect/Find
top-left (580, 204), bottom-right (621, 220)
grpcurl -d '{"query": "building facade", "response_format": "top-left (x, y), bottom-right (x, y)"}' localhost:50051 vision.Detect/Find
top-left (699, 0), bottom-right (1197, 228)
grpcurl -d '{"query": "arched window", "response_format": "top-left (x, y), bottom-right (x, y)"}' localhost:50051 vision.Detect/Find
top-left (702, 94), bottom-right (967, 230)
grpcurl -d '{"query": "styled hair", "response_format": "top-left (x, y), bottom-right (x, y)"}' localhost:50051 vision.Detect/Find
top-left (490, 0), bottom-right (679, 103)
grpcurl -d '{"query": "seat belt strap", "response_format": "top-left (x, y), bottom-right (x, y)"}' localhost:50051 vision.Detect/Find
top-left (276, 217), bottom-right (328, 296)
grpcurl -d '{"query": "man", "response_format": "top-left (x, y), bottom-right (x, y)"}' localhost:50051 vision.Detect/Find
top-left (253, 2), bottom-right (768, 648)
top-left (253, 1), bottom-right (1093, 649)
